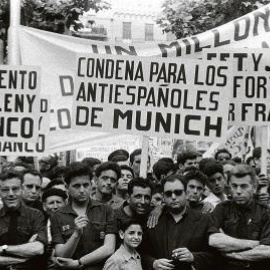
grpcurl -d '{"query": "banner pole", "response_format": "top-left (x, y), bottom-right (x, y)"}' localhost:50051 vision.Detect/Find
top-left (261, 126), bottom-right (268, 175)
top-left (139, 136), bottom-right (149, 178)
top-left (8, 0), bottom-right (21, 65)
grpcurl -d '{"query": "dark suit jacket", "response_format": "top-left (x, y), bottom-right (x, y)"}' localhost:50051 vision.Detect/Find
top-left (141, 207), bottom-right (216, 270)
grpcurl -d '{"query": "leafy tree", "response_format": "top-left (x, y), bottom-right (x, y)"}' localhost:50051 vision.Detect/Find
top-left (0, 0), bottom-right (110, 59)
top-left (157, 0), bottom-right (270, 39)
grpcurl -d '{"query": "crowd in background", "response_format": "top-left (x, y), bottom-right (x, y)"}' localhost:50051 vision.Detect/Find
top-left (0, 146), bottom-right (269, 270)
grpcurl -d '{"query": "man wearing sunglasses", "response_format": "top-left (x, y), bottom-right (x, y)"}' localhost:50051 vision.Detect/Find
top-left (142, 174), bottom-right (215, 270)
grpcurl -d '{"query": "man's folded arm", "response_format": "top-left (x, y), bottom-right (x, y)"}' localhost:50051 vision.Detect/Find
top-left (209, 233), bottom-right (260, 252)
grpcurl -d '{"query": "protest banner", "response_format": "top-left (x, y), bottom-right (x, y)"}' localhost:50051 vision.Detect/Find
top-left (0, 65), bottom-right (40, 142)
top-left (72, 53), bottom-right (231, 142)
top-left (203, 49), bottom-right (270, 126)
top-left (0, 97), bottom-right (50, 156)
top-left (17, 4), bottom-right (270, 152)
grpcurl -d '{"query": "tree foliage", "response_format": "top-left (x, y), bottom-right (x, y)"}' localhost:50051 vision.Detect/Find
top-left (0, 0), bottom-right (110, 48)
top-left (157, 0), bottom-right (270, 39)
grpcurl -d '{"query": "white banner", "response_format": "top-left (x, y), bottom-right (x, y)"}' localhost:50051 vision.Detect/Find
top-left (73, 53), bottom-right (231, 142)
top-left (0, 65), bottom-right (40, 142)
top-left (17, 4), bottom-right (270, 152)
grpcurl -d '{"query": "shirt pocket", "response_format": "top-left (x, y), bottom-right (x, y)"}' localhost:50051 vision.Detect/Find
top-left (247, 220), bottom-right (261, 240)
top-left (17, 226), bottom-right (32, 241)
top-left (91, 222), bottom-right (106, 243)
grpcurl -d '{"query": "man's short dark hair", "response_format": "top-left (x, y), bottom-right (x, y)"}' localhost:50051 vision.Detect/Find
top-left (228, 164), bottom-right (257, 184)
top-left (152, 183), bottom-right (163, 195)
top-left (127, 177), bottom-right (153, 195)
top-left (177, 151), bottom-right (198, 165)
top-left (161, 174), bottom-right (186, 191)
top-left (22, 168), bottom-right (43, 183)
top-left (95, 161), bottom-right (121, 180)
top-left (130, 149), bottom-right (142, 165)
top-left (120, 165), bottom-right (134, 178)
top-left (203, 161), bottom-right (224, 178)
top-left (64, 162), bottom-right (92, 186)
top-left (42, 188), bottom-right (67, 202)
top-left (183, 169), bottom-right (207, 187)
top-left (152, 158), bottom-right (175, 181)
top-left (214, 148), bottom-right (232, 160)
top-left (0, 170), bottom-right (23, 183)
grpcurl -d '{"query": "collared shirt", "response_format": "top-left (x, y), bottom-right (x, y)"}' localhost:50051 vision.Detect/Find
top-left (103, 244), bottom-right (142, 270)
top-left (0, 203), bottom-right (46, 245)
top-left (209, 200), bottom-right (270, 244)
top-left (209, 200), bottom-right (270, 270)
top-left (51, 199), bottom-right (118, 259)
top-left (93, 194), bottom-right (124, 210)
top-left (203, 193), bottom-right (228, 208)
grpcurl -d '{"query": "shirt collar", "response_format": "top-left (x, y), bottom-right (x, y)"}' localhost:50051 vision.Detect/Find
top-left (120, 244), bottom-right (141, 261)
top-left (59, 199), bottom-right (102, 215)
top-left (0, 202), bottom-right (25, 217)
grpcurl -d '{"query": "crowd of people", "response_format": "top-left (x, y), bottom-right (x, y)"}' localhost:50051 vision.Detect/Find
top-left (0, 146), bottom-right (270, 270)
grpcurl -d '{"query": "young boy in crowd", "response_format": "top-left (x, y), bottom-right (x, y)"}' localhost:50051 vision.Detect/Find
top-left (103, 219), bottom-right (143, 270)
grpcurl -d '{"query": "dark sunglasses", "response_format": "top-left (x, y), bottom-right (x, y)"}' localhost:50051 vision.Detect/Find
top-left (164, 189), bottom-right (184, 197)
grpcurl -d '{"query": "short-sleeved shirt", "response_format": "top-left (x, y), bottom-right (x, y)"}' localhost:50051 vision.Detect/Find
top-left (103, 244), bottom-right (142, 270)
top-left (0, 203), bottom-right (46, 245)
top-left (209, 200), bottom-right (270, 270)
top-left (51, 199), bottom-right (118, 260)
top-left (209, 200), bottom-right (270, 244)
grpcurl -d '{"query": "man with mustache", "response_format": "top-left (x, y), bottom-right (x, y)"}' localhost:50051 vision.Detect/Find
top-left (92, 162), bottom-right (124, 210)
top-left (51, 162), bottom-right (117, 269)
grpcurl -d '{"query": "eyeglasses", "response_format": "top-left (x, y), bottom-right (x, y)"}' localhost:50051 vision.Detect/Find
top-left (164, 189), bottom-right (184, 197)
top-left (1, 187), bottom-right (21, 194)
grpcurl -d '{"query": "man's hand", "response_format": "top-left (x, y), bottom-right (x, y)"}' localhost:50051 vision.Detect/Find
top-left (55, 257), bottom-right (81, 269)
top-left (172, 247), bottom-right (194, 263)
top-left (74, 215), bottom-right (89, 235)
top-left (153, 258), bottom-right (174, 270)
top-left (147, 205), bottom-right (164, 229)
top-left (201, 202), bottom-right (214, 214)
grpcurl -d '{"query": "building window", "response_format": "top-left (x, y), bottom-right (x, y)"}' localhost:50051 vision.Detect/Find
top-left (145, 23), bottom-right (154, 41)
top-left (122, 22), bottom-right (131, 39)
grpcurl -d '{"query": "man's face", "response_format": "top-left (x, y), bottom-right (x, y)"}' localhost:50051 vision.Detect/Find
top-left (68, 175), bottom-right (91, 204)
top-left (22, 173), bottom-right (42, 203)
top-left (96, 170), bottom-right (118, 195)
top-left (0, 178), bottom-right (22, 209)
top-left (151, 192), bottom-right (163, 207)
top-left (230, 175), bottom-right (255, 206)
top-left (43, 195), bottom-right (66, 214)
top-left (186, 179), bottom-right (204, 203)
top-left (128, 186), bottom-right (151, 216)
top-left (207, 172), bottom-right (226, 196)
top-left (117, 169), bottom-right (133, 191)
top-left (163, 180), bottom-right (186, 213)
top-left (184, 158), bottom-right (198, 169)
top-left (131, 154), bottom-right (150, 177)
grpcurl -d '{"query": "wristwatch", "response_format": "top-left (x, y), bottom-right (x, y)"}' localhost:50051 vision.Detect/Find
top-left (1, 245), bottom-right (8, 255)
